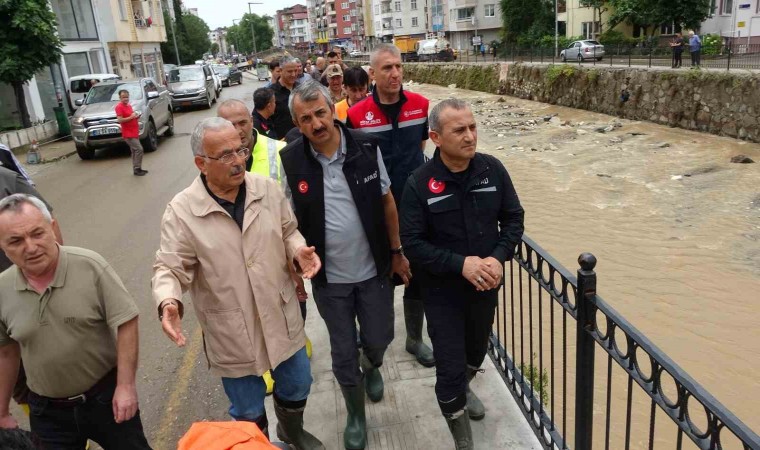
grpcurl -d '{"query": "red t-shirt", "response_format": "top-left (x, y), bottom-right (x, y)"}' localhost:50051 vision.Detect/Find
top-left (115, 102), bottom-right (139, 138)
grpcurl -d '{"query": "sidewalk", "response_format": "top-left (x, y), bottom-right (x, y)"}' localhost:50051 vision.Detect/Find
top-left (11, 137), bottom-right (78, 163)
top-left (273, 283), bottom-right (542, 450)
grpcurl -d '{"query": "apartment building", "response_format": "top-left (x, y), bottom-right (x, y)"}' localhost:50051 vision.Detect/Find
top-left (209, 28), bottom-right (230, 56)
top-left (372, 0), bottom-right (428, 43)
top-left (277, 5), bottom-right (312, 50)
top-left (701, 0), bottom-right (760, 45)
top-left (445, 0), bottom-right (502, 51)
top-left (308, 0), bottom-right (365, 51)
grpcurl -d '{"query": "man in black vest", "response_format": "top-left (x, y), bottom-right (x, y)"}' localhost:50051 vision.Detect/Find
top-left (280, 80), bottom-right (410, 450)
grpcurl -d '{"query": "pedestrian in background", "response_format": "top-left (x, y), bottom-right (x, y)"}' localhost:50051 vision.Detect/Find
top-left (347, 44), bottom-right (436, 369)
top-left (153, 118), bottom-right (324, 450)
top-left (265, 60), bottom-right (282, 88)
top-left (281, 80), bottom-right (408, 449)
top-left (324, 64), bottom-right (346, 104)
top-left (400, 99), bottom-right (524, 449)
top-left (0, 194), bottom-right (149, 449)
top-left (271, 57), bottom-right (302, 140)
top-left (252, 88), bottom-right (279, 140)
top-left (335, 67), bottom-right (369, 123)
top-left (115, 89), bottom-right (148, 176)
top-left (688, 30), bottom-right (702, 68)
top-left (670, 32), bottom-right (685, 68)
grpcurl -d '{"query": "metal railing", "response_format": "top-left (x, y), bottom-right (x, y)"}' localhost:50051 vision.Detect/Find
top-left (488, 235), bottom-right (760, 450)
top-left (438, 43), bottom-right (760, 71)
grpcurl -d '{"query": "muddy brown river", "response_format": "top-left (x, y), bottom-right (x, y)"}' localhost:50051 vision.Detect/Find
top-left (410, 81), bottom-right (760, 446)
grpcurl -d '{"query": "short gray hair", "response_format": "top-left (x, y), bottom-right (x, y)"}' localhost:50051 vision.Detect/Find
top-left (288, 79), bottom-right (334, 123)
top-left (370, 44), bottom-right (401, 67)
top-left (217, 98), bottom-right (248, 116)
top-left (0, 194), bottom-right (52, 223)
top-left (429, 99), bottom-right (470, 133)
top-left (190, 117), bottom-right (234, 156)
top-left (280, 56), bottom-right (298, 67)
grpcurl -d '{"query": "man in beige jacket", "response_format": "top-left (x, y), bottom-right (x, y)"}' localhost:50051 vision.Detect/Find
top-left (152, 117), bottom-right (324, 450)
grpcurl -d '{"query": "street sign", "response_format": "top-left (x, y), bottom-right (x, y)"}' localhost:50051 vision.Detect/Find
top-left (472, 35), bottom-right (482, 46)
top-left (737, 21), bottom-right (746, 28)
top-left (738, 3), bottom-right (750, 8)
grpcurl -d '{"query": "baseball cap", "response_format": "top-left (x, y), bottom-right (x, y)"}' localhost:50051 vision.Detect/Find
top-left (325, 64), bottom-right (343, 78)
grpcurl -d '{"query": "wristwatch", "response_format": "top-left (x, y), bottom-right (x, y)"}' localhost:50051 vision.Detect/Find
top-left (391, 245), bottom-right (404, 255)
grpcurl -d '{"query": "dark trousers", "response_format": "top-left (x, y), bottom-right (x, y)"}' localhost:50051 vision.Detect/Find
top-left (28, 375), bottom-right (151, 449)
top-left (423, 287), bottom-right (497, 414)
top-left (312, 276), bottom-right (394, 387)
top-left (690, 50), bottom-right (700, 66)
top-left (672, 50), bottom-right (682, 67)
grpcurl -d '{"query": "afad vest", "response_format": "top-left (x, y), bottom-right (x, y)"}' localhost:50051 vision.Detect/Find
top-left (249, 131), bottom-right (285, 181)
top-left (279, 122), bottom-right (390, 286)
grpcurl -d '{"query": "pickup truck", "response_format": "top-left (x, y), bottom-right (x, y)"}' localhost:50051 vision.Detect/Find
top-left (69, 78), bottom-right (174, 160)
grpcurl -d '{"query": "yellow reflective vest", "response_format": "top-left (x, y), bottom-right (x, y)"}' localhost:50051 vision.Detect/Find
top-left (249, 131), bottom-right (286, 181)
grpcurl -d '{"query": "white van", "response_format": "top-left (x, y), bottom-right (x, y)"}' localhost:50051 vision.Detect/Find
top-left (69, 74), bottom-right (121, 111)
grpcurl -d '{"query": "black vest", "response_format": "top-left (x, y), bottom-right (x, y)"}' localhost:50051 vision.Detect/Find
top-left (280, 122), bottom-right (390, 285)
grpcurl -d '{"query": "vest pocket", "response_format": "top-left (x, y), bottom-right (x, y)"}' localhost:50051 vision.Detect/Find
top-left (280, 282), bottom-right (303, 339)
top-left (203, 307), bottom-right (256, 365)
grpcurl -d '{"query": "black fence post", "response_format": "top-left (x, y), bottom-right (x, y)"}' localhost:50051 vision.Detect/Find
top-left (574, 253), bottom-right (598, 450)
top-left (727, 42), bottom-right (732, 71)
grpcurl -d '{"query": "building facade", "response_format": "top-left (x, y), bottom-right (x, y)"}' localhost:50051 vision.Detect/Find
top-left (701, 0), bottom-right (760, 45)
top-left (277, 5), bottom-right (312, 50)
top-left (209, 28), bottom-right (230, 56)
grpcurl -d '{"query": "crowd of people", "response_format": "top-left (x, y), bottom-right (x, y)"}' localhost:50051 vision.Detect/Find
top-left (0, 44), bottom-right (525, 450)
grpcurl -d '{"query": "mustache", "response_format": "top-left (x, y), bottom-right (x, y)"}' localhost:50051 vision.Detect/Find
top-left (230, 165), bottom-right (244, 175)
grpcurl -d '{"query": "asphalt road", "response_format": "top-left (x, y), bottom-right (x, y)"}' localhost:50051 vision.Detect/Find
top-left (23, 79), bottom-right (265, 449)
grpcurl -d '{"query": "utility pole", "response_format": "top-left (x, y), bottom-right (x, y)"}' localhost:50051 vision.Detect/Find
top-left (248, 2), bottom-right (262, 55)
top-left (233, 18), bottom-right (241, 55)
top-left (555, 0), bottom-right (559, 57)
top-left (160, 0), bottom-right (181, 64)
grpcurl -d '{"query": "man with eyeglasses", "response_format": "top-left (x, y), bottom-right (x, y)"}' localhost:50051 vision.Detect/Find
top-left (152, 117), bottom-right (325, 450)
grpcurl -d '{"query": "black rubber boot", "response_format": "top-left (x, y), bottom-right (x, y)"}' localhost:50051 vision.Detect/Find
top-left (466, 367), bottom-right (485, 421)
top-left (252, 411), bottom-right (269, 439)
top-left (273, 398), bottom-right (325, 450)
top-left (340, 384), bottom-right (367, 449)
top-left (444, 409), bottom-right (474, 450)
top-left (403, 298), bottom-right (435, 367)
top-left (359, 353), bottom-right (384, 402)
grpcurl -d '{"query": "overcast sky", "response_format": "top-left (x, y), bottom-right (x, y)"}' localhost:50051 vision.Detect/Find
top-left (182, 0), bottom-right (285, 29)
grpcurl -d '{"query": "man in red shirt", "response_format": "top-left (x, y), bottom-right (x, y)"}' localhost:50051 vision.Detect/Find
top-left (115, 90), bottom-right (148, 176)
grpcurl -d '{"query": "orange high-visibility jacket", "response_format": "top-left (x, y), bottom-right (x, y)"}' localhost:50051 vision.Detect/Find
top-left (178, 421), bottom-right (278, 450)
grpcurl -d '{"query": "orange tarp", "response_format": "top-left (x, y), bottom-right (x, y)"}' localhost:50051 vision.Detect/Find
top-left (178, 421), bottom-right (278, 450)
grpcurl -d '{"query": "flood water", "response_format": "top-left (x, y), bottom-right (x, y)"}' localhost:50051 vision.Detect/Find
top-left (411, 82), bottom-right (760, 446)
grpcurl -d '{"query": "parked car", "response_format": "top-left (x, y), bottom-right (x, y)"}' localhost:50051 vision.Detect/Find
top-left (560, 40), bottom-right (605, 62)
top-left (213, 64), bottom-right (243, 86)
top-left (167, 65), bottom-right (218, 110)
top-left (69, 78), bottom-right (174, 160)
top-left (68, 73), bottom-right (121, 111)
top-left (349, 50), bottom-right (363, 58)
top-left (210, 69), bottom-right (223, 96)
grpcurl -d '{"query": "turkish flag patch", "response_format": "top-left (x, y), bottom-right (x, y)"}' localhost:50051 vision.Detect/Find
top-left (428, 177), bottom-right (445, 194)
top-left (298, 180), bottom-right (309, 194)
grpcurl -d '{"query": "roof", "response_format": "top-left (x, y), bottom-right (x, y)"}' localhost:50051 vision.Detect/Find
top-left (68, 73), bottom-right (120, 81)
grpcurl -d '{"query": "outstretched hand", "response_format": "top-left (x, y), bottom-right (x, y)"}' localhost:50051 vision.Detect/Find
top-left (294, 246), bottom-right (322, 279)
top-left (161, 302), bottom-right (186, 347)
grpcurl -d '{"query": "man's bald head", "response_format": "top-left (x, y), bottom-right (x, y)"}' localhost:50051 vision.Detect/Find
top-left (217, 99), bottom-right (254, 149)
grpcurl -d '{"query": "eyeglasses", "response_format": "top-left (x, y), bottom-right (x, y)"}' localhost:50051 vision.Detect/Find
top-left (201, 147), bottom-right (250, 165)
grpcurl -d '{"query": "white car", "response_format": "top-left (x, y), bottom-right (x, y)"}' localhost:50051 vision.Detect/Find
top-left (349, 50), bottom-right (363, 58)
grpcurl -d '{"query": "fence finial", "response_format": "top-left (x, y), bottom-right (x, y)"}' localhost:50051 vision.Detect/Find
top-left (578, 252), bottom-right (597, 271)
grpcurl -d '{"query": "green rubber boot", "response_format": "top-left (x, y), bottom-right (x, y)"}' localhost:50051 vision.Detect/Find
top-left (403, 298), bottom-right (435, 367)
top-left (445, 409), bottom-right (474, 450)
top-left (466, 367), bottom-right (485, 421)
top-left (273, 399), bottom-right (325, 450)
top-left (359, 353), bottom-right (384, 402)
top-left (340, 384), bottom-right (367, 449)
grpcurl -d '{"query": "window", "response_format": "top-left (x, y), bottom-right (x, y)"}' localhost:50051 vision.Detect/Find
top-left (659, 22), bottom-right (681, 35)
top-left (721, 0), bottom-right (733, 14)
top-left (396, 18), bottom-right (402, 27)
top-left (343, 26), bottom-right (352, 34)
top-left (456, 7), bottom-right (475, 20)
top-left (395, 1), bottom-right (401, 12)
top-left (412, 17), bottom-right (418, 27)
top-left (63, 52), bottom-right (90, 77)
top-left (375, 5), bottom-right (379, 14)
top-left (341, 2), bottom-right (349, 8)
top-left (581, 21), bottom-right (600, 39)
top-left (352, 23), bottom-right (357, 31)
top-left (50, 0), bottom-right (98, 40)
top-left (351, 9), bottom-right (357, 16)
top-left (411, 0), bottom-right (417, 10)
top-left (117, 0), bottom-right (126, 20)
top-left (485, 4), bottom-right (495, 17)
top-left (343, 14), bottom-right (350, 21)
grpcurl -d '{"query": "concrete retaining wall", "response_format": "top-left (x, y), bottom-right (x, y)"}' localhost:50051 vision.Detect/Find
top-left (403, 62), bottom-right (760, 142)
top-left (0, 120), bottom-right (59, 149)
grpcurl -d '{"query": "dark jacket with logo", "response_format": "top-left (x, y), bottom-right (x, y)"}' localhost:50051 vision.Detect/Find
top-left (346, 89), bottom-right (429, 203)
top-left (399, 149), bottom-right (525, 294)
top-left (279, 121), bottom-right (390, 286)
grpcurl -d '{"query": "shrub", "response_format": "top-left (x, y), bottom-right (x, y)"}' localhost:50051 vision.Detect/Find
top-left (702, 34), bottom-right (722, 56)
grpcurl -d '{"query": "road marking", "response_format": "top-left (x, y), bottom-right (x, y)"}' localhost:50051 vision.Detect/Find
top-left (153, 326), bottom-right (203, 450)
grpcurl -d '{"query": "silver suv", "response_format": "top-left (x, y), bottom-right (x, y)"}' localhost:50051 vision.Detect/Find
top-left (167, 65), bottom-right (218, 110)
top-left (70, 78), bottom-right (174, 160)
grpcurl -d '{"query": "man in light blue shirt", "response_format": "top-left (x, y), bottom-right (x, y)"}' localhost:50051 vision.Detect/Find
top-left (688, 31), bottom-right (702, 67)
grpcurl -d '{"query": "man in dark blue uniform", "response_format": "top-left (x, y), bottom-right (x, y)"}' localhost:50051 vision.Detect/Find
top-left (399, 99), bottom-right (524, 449)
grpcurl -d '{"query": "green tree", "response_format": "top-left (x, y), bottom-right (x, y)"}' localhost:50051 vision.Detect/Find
top-left (182, 14), bottom-right (212, 61)
top-left (499, 0), bottom-right (554, 44)
top-left (0, 0), bottom-right (63, 128)
top-left (608, 0), bottom-right (710, 37)
top-left (580, 0), bottom-right (608, 34)
top-left (210, 42), bottom-right (220, 56)
top-left (233, 13), bottom-right (274, 54)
